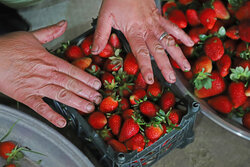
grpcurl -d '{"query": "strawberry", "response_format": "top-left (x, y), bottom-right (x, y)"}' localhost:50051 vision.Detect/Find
top-left (108, 33), bottom-right (121, 48)
top-left (178, 0), bottom-right (193, 5)
top-left (99, 129), bottom-right (113, 141)
top-left (88, 112), bottom-right (107, 130)
top-left (100, 96), bottom-right (119, 113)
top-left (230, 66), bottom-right (250, 83)
top-left (194, 71), bottom-right (226, 98)
top-left (224, 39), bottom-right (236, 53)
top-left (216, 54), bottom-right (231, 77)
top-left (168, 109), bottom-right (183, 124)
top-left (103, 58), bottom-right (122, 72)
top-left (204, 36), bottom-right (224, 61)
top-left (239, 20), bottom-right (250, 43)
top-left (134, 72), bottom-right (147, 90)
top-left (125, 133), bottom-right (145, 152)
top-left (119, 118), bottom-right (140, 142)
top-left (170, 57), bottom-right (180, 69)
top-left (226, 25), bottom-right (240, 40)
top-left (186, 9), bottom-right (200, 27)
top-left (199, 8), bottom-right (217, 29)
top-left (147, 140), bottom-right (156, 147)
top-left (139, 101), bottom-right (157, 118)
top-left (183, 70), bottom-right (193, 80)
top-left (129, 89), bottom-right (146, 105)
top-left (188, 26), bottom-right (208, 44)
top-left (235, 42), bottom-right (250, 59)
top-left (65, 45), bottom-right (83, 60)
top-left (99, 43), bottom-right (114, 58)
top-left (86, 64), bottom-right (100, 76)
top-left (120, 97), bottom-right (130, 110)
top-left (80, 35), bottom-right (93, 56)
top-left (108, 139), bottom-right (127, 153)
top-left (124, 53), bottom-right (139, 75)
top-left (168, 9), bottom-right (187, 29)
top-left (162, 1), bottom-right (177, 16)
top-left (92, 55), bottom-right (105, 66)
top-left (147, 79), bottom-right (162, 99)
top-left (181, 45), bottom-right (194, 57)
top-left (108, 114), bottom-right (122, 136)
top-left (72, 57), bottom-right (92, 70)
top-left (212, 0), bottom-right (230, 20)
top-left (228, 82), bottom-right (247, 108)
top-left (238, 60), bottom-right (250, 69)
top-left (245, 85), bottom-right (250, 97)
top-left (235, 1), bottom-right (250, 21)
top-left (242, 112), bottom-right (250, 130)
top-left (122, 109), bottom-right (135, 120)
top-left (192, 56), bottom-right (212, 75)
top-left (0, 141), bottom-right (16, 160)
top-left (208, 20), bottom-right (224, 34)
top-left (160, 91), bottom-right (176, 112)
top-left (120, 84), bottom-right (134, 97)
top-left (101, 72), bottom-right (117, 90)
top-left (145, 124), bottom-right (163, 141)
top-left (207, 95), bottom-right (233, 114)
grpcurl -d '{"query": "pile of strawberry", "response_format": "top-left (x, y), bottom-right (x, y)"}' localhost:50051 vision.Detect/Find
top-left (58, 32), bottom-right (187, 153)
top-left (162, 0), bottom-right (250, 130)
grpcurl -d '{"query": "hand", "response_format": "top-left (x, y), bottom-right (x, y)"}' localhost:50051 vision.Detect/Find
top-left (92, 0), bottom-right (194, 84)
top-left (0, 21), bottom-right (102, 128)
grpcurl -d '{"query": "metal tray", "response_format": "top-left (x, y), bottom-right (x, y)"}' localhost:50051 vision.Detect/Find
top-left (174, 70), bottom-right (250, 141)
top-left (0, 104), bottom-right (94, 167)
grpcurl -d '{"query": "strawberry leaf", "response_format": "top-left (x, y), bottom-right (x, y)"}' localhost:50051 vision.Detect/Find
top-left (230, 66), bottom-right (250, 82)
top-left (192, 68), bottom-right (214, 90)
top-left (217, 27), bottom-right (226, 37)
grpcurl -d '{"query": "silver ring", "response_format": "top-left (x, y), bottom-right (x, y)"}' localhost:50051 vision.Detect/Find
top-left (159, 32), bottom-right (168, 41)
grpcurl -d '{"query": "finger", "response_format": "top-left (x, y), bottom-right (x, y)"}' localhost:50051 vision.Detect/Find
top-left (159, 17), bottom-right (194, 47)
top-left (32, 20), bottom-right (67, 44)
top-left (51, 71), bottom-right (102, 104)
top-left (126, 32), bottom-right (154, 84)
top-left (39, 84), bottom-right (95, 114)
top-left (24, 95), bottom-right (67, 128)
top-left (165, 44), bottom-right (191, 72)
top-left (91, 4), bottom-right (112, 55)
top-left (146, 34), bottom-right (176, 83)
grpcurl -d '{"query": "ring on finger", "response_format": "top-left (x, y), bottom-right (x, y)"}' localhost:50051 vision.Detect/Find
top-left (159, 32), bottom-right (168, 41)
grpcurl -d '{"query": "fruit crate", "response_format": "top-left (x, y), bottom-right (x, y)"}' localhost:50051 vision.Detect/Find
top-left (44, 22), bottom-right (200, 167)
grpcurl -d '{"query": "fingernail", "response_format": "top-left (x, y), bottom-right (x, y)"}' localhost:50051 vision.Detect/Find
top-left (189, 39), bottom-right (194, 46)
top-left (94, 95), bottom-right (102, 104)
top-left (57, 119), bottom-right (66, 128)
top-left (86, 103), bottom-right (95, 112)
top-left (91, 45), bottom-right (99, 54)
top-left (57, 20), bottom-right (66, 27)
top-left (183, 60), bottom-right (191, 71)
top-left (169, 72), bottom-right (176, 82)
top-left (93, 80), bottom-right (101, 89)
top-left (147, 73), bottom-right (154, 84)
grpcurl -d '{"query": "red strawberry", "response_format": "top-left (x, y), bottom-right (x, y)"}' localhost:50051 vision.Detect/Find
top-left (0, 141), bottom-right (16, 159)
top-left (168, 9), bottom-right (187, 29)
top-left (108, 139), bottom-right (127, 153)
top-left (207, 95), bottom-right (233, 114)
top-left (147, 140), bottom-right (156, 147)
top-left (186, 9), bottom-right (200, 26)
top-left (101, 72), bottom-right (117, 90)
top-left (86, 64), bottom-right (100, 76)
top-left (239, 20), bottom-right (250, 43)
top-left (212, 0), bottom-right (230, 20)
top-left (147, 79), bottom-right (162, 99)
top-left (160, 91), bottom-right (176, 112)
top-left (4, 164), bottom-right (16, 167)
top-left (103, 58), bottom-right (122, 72)
top-left (139, 101), bottom-right (157, 118)
top-left (238, 60), bottom-right (250, 69)
top-left (235, 42), bottom-right (249, 59)
top-left (226, 25), bottom-right (240, 40)
top-left (178, 0), bottom-right (193, 5)
top-left (124, 53), bottom-right (139, 75)
top-left (204, 37), bottom-right (224, 61)
top-left (120, 97), bottom-right (130, 110)
top-left (168, 109), bottom-right (183, 124)
top-left (208, 20), bottom-right (224, 34)
top-left (170, 57), bottom-right (180, 69)
top-left (99, 43), bottom-right (114, 58)
top-left (108, 33), bottom-right (121, 48)
top-left (188, 26), bottom-right (208, 44)
top-left (235, 1), bottom-right (250, 21)
top-left (72, 57), bottom-right (92, 70)
top-left (224, 39), bottom-right (236, 53)
top-left (100, 96), bottom-right (119, 113)
top-left (245, 85), bottom-right (250, 97)
top-left (122, 109), bottom-right (135, 120)
top-left (192, 56), bottom-right (212, 74)
top-left (88, 112), bottom-right (107, 130)
top-left (162, 124), bottom-right (167, 135)
top-left (120, 84), bottom-right (134, 97)
top-left (183, 70), bottom-right (193, 80)
top-left (92, 55), bottom-right (105, 66)
top-left (129, 89), bottom-right (146, 105)
top-left (216, 54), bottom-right (231, 77)
top-left (108, 114), bottom-right (122, 136)
top-left (134, 72), bottom-right (147, 90)
top-left (145, 124), bottom-right (163, 141)
top-left (80, 35), bottom-right (93, 56)
top-left (162, 1), bottom-right (177, 16)
top-left (194, 71), bottom-right (226, 98)
top-left (65, 45), bottom-right (83, 60)
top-left (242, 112), bottom-right (250, 130)
top-left (181, 45), bottom-right (194, 57)
top-left (199, 8), bottom-right (217, 29)
top-left (125, 133), bottom-right (145, 152)
top-left (119, 118), bottom-right (140, 142)
top-left (228, 82), bottom-right (247, 108)
top-left (99, 129), bottom-right (113, 141)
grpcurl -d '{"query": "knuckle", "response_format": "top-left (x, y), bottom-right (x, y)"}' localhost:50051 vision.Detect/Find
top-left (57, 88), bottom-right (71, 101)
top-left (154, 43), bottom-right (165, 54)
top-left (164, 35), bottom-right (176, 46)
top-left (135, 47), bottom-right (149, 58)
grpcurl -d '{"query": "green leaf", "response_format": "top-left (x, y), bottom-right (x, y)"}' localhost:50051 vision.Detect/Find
top-left (199, 34), bottom-right (209, 41)
top-left (0, 120), bottom-right (19, 142)
top-left (230, 66), bottom-right (250, 82)
top-left (217, 26), bottom-right (226, 37)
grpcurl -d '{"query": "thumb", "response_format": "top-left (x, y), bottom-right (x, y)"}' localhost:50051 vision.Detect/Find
top-left (32, 20), bottom-right (67, 44)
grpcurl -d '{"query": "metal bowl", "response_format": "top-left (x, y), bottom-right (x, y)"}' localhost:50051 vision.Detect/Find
top-left (174, 70), bottom-right (250, 141)
top-left (0, 104), bottom-right (94, 167)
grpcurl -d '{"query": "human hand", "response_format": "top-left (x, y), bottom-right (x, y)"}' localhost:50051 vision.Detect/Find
top-left (0, 21), bottom-right (102, 128)
top-left (92, 0), bottom-right (194, 84)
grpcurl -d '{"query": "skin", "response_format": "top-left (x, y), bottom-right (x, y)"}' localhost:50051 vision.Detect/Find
top-left (92, 0), bottom-right (194, 84)
top-left (0, 20), bottom-right (102, 128)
